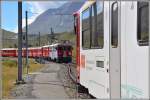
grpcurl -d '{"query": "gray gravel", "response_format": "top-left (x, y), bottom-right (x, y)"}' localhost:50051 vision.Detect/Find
top-left (58, 63), bottom-right (92, 99)
top-left (10, 62), bottom-right (69, 99)
top-left (10, 74), bottom-right (37, 99)
top-left (10, 61), bottom-right (91, 99)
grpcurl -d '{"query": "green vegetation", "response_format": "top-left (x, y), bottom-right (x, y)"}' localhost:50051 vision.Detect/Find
top-left (2, 58), bottom-right (44, 98)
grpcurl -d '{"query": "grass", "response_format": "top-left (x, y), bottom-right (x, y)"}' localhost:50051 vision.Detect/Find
top-left (1, 31), bottom-right (77, 98)
top-left (2, 57), bottom-right (44, 98)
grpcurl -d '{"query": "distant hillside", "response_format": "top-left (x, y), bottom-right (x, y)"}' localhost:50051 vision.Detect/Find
top-left (25, 1), bottom-right (84, 35)
top-left (2, 29), bottom-right (17, 38)
top-left (1, 29), bottom-right (76, 56)
top-left (1, 29), bottom-right (76, 59)
top-left (29, 32), bottom-right (76, 47)
top-left (1, 29), bottom-right (18, 48)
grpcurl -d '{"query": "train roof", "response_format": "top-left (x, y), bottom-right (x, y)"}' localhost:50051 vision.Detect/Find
top-left (51, 43), bottom-right (61, 47)
top-left (79, 1), bottom-right (95, 12)
top-left (28, 47), bottom-right (42, 49)
top-left (1, 48), bottom-right (17, 50)
top-left (42, 45), bottom-right (52, 48)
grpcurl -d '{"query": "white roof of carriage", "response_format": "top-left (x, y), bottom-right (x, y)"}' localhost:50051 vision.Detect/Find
top-left (1, 48), bottom-right (17, 50)
top-left (42, 45), bottom-right (53, 48)
top-left (28, 47), bottom-right (41, 49)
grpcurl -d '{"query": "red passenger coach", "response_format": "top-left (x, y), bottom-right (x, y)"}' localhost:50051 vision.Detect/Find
top-left (1, 48), bottom-right (17, 57)
top-left (28, 47), bottom-right (41, 58)
top-left (36, 47), bottom-right (42, 58)
top-left (1, 43), bottom-right (73, 63)
top-left (42, 45), bottom-right (51, 60)
top-left (28, 48), bottom-right (35, 58)
top-left (32, 47), bottom-right (39, 58)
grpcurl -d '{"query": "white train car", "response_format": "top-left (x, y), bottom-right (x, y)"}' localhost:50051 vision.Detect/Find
top-left (50, 43), bottom-right (64, 62)
top-left (50, 43), bottom-right (58, 61)
top-left (74, 0), bottom-right (149, 99)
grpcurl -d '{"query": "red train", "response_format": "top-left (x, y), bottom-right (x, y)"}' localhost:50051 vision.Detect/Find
top-left (1, 48), bottom-right (18, 57)
top-left (0, 43), bottom-right (73, 63)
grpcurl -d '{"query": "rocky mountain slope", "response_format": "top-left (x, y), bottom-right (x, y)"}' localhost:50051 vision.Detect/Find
top-left (26, 1), bottom-right (84, 34)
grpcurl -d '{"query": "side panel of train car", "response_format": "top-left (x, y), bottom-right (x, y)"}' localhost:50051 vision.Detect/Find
top-left (37, 47), bottom-right (42, 58)
top-left (75, 1), bottom-right (149, 99)
top-left (28, 47), bottom-right (42, 58)
top-left (1, 48), bottom-right (17, 57)
top-left (50, 44), bottom-right (64, 62)
top-left (42, 45), bottom-right (51, 60)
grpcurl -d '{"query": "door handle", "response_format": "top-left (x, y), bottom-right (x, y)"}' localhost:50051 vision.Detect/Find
top-left (107, 69), bottom-right (109, 73)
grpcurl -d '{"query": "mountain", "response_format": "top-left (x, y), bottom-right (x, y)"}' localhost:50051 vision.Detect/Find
top-left (26, 1), bottom-right (84, 35)
top-left (0, 29), bottom-right (18, 48)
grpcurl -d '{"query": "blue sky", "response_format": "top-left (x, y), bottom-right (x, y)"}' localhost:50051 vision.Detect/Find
top-left (1, 1), bottom-right (67, 33)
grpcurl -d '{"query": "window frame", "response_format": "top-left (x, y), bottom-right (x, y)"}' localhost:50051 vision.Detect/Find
top-left (91, 2), bottom-right (97, 48)
top-left (82, 7), bottom-right (91, 49)
top-left (81, 1), bottom-right (104, 50)
top-left (137, 2), bottom-right (149, 46)
top-left (91, 1), bottom-right (104, 49)
top-left (96, 1), bottom-right (104, 49)
top-left (111, 1), bottom-right (118, 48)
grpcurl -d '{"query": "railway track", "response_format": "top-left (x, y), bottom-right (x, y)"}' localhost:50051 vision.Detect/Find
top-left (67, 63), bottom-right (77, 83)
top-left (65, 63), bottom-right (94, 99)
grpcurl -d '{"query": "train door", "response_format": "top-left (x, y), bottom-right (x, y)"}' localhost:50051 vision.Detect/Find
top-left (109, 1), bottom-right (121, 99)
top-left (121, 1), bottom-right (149, 98)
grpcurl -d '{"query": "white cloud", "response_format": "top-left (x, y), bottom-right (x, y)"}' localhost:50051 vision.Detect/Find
top-left (12, 14), bottom-right (38, 33)
top-left (26, 1), bottom-right (67, 14)
top-left (12, 15), bottom-right (37, 33)
top-left (12, 1), bottom-right (67, 33)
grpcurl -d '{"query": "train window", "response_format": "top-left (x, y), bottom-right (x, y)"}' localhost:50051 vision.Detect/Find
top-left (91, 1), bottom-right (104, 48)
top-left (111, 2), bottom-right (118, 48)
top-left (96, 1), bottom-right (104, 48)
top-left (82, 8), bottom-right (91, 49)
top-left (137, 2), bottom-right (149, 46)
top-left (91, 3), bottom-right (97, 47)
